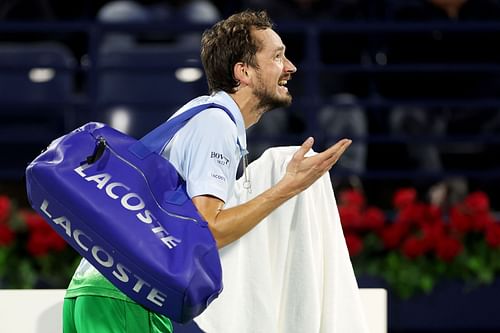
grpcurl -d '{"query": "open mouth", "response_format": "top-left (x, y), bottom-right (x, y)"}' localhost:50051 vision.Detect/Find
top-left (278, 78), bottom-right (290, 92)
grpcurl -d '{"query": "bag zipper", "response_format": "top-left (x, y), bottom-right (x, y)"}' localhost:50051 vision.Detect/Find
top-left (98, 136), bottom-right (200, 224)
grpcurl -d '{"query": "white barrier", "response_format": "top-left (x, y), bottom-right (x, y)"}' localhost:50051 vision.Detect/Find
top-left (0, 289), bottom-right (66, 333)
top-left (0, 288), bottom-right (387, 333)
top-left (359, 288), bottom-right (388, 333)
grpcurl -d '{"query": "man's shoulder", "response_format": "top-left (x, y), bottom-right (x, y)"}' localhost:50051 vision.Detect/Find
top-left (188, 107), bottom-right (238, 134)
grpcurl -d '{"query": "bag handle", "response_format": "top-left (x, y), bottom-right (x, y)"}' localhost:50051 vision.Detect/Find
top-left (86, 137), bottom-right (107, 164)
top-left (129, 102), bottom-right (239, 159)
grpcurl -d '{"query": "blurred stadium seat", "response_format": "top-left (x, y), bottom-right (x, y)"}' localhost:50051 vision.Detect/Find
top-left (0, 42), bottom-right (74, 103)
top-left (0, 42), bottom-right (77, 179)
top-left (95, 45), bottom-right (208, 138)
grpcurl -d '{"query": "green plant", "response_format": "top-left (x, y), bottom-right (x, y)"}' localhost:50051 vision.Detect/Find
top-left (340, 188), bottom-right (500, 298)
top-left (0, 195), bottom-right (80, 288)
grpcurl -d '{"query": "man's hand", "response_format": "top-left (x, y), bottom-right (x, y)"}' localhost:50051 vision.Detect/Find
top-left (193, 137), bottom-right (351, 248)
top-left (277, 137), bottom-right (352, 196)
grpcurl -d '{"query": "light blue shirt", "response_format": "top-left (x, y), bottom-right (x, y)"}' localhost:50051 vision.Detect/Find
top-left (162, 91), bottom-right (247, 203)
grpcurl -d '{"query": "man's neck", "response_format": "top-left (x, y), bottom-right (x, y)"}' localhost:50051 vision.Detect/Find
top-left (229, 91), bottom-right (265, 129)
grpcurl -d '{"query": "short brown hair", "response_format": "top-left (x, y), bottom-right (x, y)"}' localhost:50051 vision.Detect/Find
top-left (201, 10), bottom-right (274, 94)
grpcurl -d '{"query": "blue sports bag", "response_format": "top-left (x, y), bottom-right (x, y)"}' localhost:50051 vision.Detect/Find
top-left (25, 103), bottom-right (236, 323)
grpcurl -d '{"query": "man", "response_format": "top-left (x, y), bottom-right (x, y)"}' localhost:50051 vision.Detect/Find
top-left (63, 10), bottom-right (351, 332)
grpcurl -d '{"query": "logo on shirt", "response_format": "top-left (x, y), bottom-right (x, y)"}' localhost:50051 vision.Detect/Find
top-left (210, 151), bottom-right (231, 166)
top-left (211, 173), bottom-right (226, 182)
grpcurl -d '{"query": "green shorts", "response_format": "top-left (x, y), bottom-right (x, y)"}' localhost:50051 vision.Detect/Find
top-left (63, 296), bottom-right (173, 333)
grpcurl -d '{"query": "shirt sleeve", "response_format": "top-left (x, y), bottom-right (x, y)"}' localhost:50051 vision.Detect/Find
top-left (174, 109), bottom-right (240, 203)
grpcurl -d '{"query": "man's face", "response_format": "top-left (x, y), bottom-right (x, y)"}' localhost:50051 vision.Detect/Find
top-left (250, 29), bottom-right (297, 111)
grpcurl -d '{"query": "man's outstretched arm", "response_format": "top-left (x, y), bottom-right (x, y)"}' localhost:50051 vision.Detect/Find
top-left (192, 137), bottom-right (352, 248)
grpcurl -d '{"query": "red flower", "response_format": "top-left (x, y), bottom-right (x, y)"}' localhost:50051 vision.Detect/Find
top-left (485, 224), bottom-right (500, 248)
top-left (48, 232), bottom-right (67, 252)
top-left (362, 206), bottom-right (386, 231)
top-left (471, 212), bottom-right (495, 232)
top-left (23, 210), bottom-right (52, 233)
top-left (449, 206), bottom-right (474, 234)
top-left (0, 224), bottom-right (14, 246)
top-left (421, 222), bottom-right (446, 250)
top-left (393, 188), bottom-right (417, 210)
top-left (424, 205), bottom-right (443, 225)
top-left (340, 189), bottom-right (365, 209)
top-left (27, 232), bottom-right (52, 257)
top-left (22, 210), bottom-right (68, 255)
top-left (0, 195), bottom-right (12, 224)
top-left (339, 205), bottom-right (363, 231)
top-left (435, 236), bottom-right (463, 262)
top-left (402, 236), bottom-right (429, 259)
top-left (397, 203), bottom-right (427, 227)
top-left (345, 233), bottom-right (363, 257)
top-left (380, 223), bottom-right (408, 249)
top-left (464, 191), bottom-right (490, 214)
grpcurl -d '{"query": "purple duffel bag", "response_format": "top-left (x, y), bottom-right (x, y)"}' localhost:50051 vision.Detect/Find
top-left (25, 103), bottom-right (236, 322)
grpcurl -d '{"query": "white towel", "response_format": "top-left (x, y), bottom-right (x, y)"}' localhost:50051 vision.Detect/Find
top-left (194, 147), bottom-right (370, 333)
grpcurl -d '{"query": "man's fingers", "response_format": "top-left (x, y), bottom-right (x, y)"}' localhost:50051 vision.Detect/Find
top-left (290, 137), bottom-right (350, 176)
top-left (293, 137), bottom-right (314, 160)
top-left (324, 139), bottom-right (352, 157)
top-left (318, 139), bottom-right (352, 170)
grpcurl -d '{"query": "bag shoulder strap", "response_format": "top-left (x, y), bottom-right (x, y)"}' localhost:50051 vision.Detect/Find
top-left (129, 102), bottom-right (239, 159)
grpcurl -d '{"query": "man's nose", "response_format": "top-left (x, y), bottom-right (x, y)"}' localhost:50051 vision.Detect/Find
top-left (285, 57), bottom-right (297, 73)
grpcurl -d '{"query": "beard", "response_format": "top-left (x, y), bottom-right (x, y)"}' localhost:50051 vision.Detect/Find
top-left (253, 73), bottom-right (293, 113)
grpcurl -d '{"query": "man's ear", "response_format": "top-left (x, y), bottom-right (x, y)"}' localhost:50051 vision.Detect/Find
top-left (233, 62), bottom-right (251, 86)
